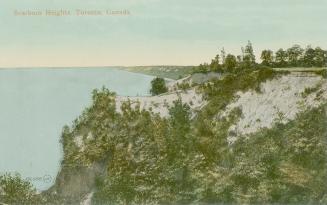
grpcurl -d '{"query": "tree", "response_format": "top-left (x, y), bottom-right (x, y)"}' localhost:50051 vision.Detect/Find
top-left (214, 54), bottom-right (220, 65)
top-left (314, 47), bottom-right (327, 67)
top-left (168, 98), bottom-right (191, 139)
top-left (210, 54), bottom-right (221, 72)
top-left (303, 46), bottom-right (315, 67)
top-left (224, 54), bottom-right (237, 71)
top-left (0, 174), bottom-right (42, 204)
top-left (261, 50), bottom-right (274, 66)
top-left (167, 99), bottom-right (194, 201)
top-left (195, 63), bottom-right (209, 73)
top-left (243, 41), bottom-right (256, 67)
top-left (150, 77), bottom-right (168, 96)
top-left (286, 45), bottom-right (304, 66)
top-left (275, 48), bottom-right (288, 67)
top-left (221, 47), bottom-right (226, 64)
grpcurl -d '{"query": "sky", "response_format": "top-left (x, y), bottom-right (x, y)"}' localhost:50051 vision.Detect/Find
top-left (0, 0), bottom-right (326, 67)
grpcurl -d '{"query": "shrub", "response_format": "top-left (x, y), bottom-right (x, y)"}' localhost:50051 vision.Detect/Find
top-left (150, 77), bottom-right (168, 95)
top-left (0, 174), bottom-right (42, 204)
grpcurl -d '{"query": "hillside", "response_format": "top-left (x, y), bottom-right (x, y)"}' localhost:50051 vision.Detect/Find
top-left (116, 88), bottom-right (205, 118)
top-left (222, 72), bottom-right (327, 143)
top-left (1, 68), bottom-right (326, 205)
top-left (41, 68), bottom-right (326, 205)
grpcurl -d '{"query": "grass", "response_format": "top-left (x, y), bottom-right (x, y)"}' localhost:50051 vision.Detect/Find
top-left (273, 67), bottom-right (327, 72)
top-left (301, 83), bottom-right (322, 98)
top-left (314, 69), bottom-right (327, 78)
top-left (272, 67), bottom-right (327, 79)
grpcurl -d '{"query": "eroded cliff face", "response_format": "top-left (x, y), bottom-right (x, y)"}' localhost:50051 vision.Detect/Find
top-left (115, 88), bottom-right (205, 118)
top-left (45, 70), bottom-right (327, 205)
top-left (44, 159), bottom-right (108, 205)
top-left (220, 72), bottom-right (327, 143)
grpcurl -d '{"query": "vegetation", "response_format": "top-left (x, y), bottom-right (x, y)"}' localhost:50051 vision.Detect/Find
top-left (150, 77), bottom-right (168, 95)
top-left (52, 63), bottom-right (327, 204)
top-left (224, 54), bottom-right (237, 71)
top-left (3, 42), bottom-right (327, 204)
top-left (228, 104), bottom-right (327, 204)
top-left (52, 72), bottom-right (327, 204)
top-left (265, 45), bottom-right (327, 68)
top-left (0, 174), bottom-right (42, 205)
top-left (193, 41), bottom-right (259, 73)
top-left (193, 41), bottom-right (326, 74)
top-left (315, 69), bottom-right (327, 78)
top-left (176, 82), bottom-right (191, 91)
top-left (301, 83), bottom-right (322, 98)
top-left (261, 49), bottom-right (274, 66)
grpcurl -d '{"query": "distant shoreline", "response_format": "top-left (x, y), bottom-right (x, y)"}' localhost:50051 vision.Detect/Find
top-left (0, 65), bottom-right (193, 69)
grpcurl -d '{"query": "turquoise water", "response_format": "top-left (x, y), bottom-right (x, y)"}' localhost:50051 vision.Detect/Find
top-left (0, 68), bottom-right (154, 190)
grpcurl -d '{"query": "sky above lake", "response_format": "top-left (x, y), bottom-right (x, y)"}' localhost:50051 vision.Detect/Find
top-left (0, 0), bottom-right (326, 67)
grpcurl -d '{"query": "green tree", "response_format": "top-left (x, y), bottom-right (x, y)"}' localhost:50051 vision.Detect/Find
top-left (0, 174), bottom-right (42, 205)
top-left (224, 54), bottom-right (237, 71)
top-left (210, 54), bottom-right (221, 72)
top-left (168, 98), bottom-right (191, 143)
top-left (150, 77), bottom-right (168, 96)
top-left (286, 45), bottom-right (304, 66)
top-left (196, 63), bottom-right (209, 73)
top-left (275, 48), bottom-right (288, 67)
top-left (303, 46), bottom-right (315, 67)
top-left (243, 41), bottom-right (256, 67)
top-left (314, 47), bottom-right (327, 67)
top-left (91, 100), bottom-right (169, 205)
top-left (261, 50), bottom-right (274, 66)
top-left (167, 99), bottom-right (195, 203)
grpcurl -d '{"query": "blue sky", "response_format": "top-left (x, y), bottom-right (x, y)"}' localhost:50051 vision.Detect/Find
top-left (0, 0), bottom-right (326, 67)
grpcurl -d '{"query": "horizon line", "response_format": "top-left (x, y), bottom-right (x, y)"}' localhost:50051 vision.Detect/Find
top-left (0, 65), bottom-right (196, 69)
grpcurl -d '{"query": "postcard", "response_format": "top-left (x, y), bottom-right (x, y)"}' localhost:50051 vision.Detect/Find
top-left (0, 1), bottom-right (326, 204)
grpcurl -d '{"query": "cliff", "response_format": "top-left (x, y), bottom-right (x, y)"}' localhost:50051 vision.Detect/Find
top-left (44, 68), bottom-right (327, 205)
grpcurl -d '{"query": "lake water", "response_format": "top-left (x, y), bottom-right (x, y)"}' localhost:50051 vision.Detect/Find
top-left (0, 68), bottom-right (154, 190)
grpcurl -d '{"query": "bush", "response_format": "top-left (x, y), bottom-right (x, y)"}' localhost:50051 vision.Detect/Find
top-left (0, 174), bottom-right (42, 204)
top-left (314, 69), bottom-right (327, 78)
top-left (150, 77), bottom-right (168, 95)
